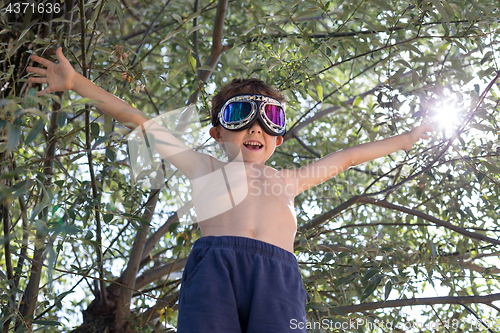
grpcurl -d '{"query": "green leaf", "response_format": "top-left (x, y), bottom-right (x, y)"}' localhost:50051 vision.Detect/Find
top-left (362, 268), bottom-right (379, 283)
top-left (32, 320), bottom-right (60, 326)
top-left (85, 230), bottom-right (94, 240)
top-left (316, 83), bottom-right (323, 101)
top-left (361, 281), bottom-right (379, 302)
top-left (331, 307), bottom-right (345, 316)
top-left (168, 222), bottom-right (180, 233)
top-left (329, 77), bottom-right (340, 86)
top-left (7, 121), bottom-right (21, 152)
top-left (480, 160), bottom-right (500, 174)
top-left (430, 241), bottom-right (437, 258)
top-left (412, 70), bottom-right (419, 87)
top-left (103, 214), bottom-right (114, 223)
top-left (91, 122), bottom-right (100, 140)
top-left (189, 54), bottom-right (197, 73)
top-left (172, 13), bottom-right (184, 24)
top-left (21, 106), bottom-right (49, 121)
top-left (187, 25), bottom-right (203, 35)
top-left (429, 0), bottom-right (449, 23)
top-left (479, 67), bottom-right (496, 78)
top-left (26, 88), bottom-right (38, 107)
top-left (454, 40), bottom-right (467, 52)
top-left (56, 111), bottom-right (67, 128)
top-left (353, 96), bottom-right (363, 107)
top-left (160, 28), bottom-right (183, 43)
top-left (50, 17), bottom-right (72, 23)
top-left (25, 119), bottom-right (45, 145)
top-left (293, 9), bottom-right (318, 20)
top-left (106, 147), bottom-right (116, 162)
top-left (395, 59), bottom-right (411, 68)
top-left (480, 51), bottom-right (493, 65)
top-left (309, 302), bottom-right (330, 312)
top-left (384, 280), bottom-right (392, 300)
top-left (32, 38), bottom-right (49, 45)
top-left (469, 123), bottom-right (494, 132)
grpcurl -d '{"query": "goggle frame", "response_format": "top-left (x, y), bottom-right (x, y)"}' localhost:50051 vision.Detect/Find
top-left (218, 94), bottom-right (286, 136)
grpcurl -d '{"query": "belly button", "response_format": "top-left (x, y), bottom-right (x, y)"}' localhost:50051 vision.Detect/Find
top-left (250, 229), bottom-right (257, 238)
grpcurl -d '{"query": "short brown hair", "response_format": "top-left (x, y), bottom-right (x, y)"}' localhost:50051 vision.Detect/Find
top-left (211, 78), bottom-right (285, 126)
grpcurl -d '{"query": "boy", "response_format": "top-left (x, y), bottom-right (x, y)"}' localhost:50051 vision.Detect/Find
top-left (28, 47), bottom-right (432, 332)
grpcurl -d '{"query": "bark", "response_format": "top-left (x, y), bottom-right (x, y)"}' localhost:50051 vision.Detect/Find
top-left (135, 258), bottom-right (188, 290)
top-left (333, 293), bottom-right (500, 314)
top-left (186, 0), bottom-right (229, 105)
top-left (297, 195), bottom-right (500, 247)
top-left (114, 173), bottom-right (162, 332)
top-left (1, 175), bottom-right (14, 333)
top-left (17, 96), bottom-right (60, 329)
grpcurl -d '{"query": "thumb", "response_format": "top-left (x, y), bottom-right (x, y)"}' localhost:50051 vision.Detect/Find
top-left (56, 47), bottom-right (67, 63)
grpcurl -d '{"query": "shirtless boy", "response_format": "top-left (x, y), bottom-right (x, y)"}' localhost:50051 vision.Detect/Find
top-left (28, 47), bottom-right (432, 332)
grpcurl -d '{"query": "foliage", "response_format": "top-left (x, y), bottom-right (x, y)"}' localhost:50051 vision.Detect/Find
top-left (1, 0), bottom-right (499, 331)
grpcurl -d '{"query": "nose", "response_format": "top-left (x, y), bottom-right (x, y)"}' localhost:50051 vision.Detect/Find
top-left (248, 120), bottom-right (262, 133)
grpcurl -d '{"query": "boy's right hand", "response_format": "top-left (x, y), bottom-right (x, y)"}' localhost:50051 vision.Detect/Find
top-left (27, 47), bottom-right (76, 96)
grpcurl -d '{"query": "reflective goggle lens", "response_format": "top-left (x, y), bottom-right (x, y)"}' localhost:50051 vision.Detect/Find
top-left (223, 102), bottom-right (252, 123)
top-left (264, 104), bottom-right (285, 127)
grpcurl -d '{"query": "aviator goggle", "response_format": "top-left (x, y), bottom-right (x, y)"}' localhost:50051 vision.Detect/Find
top-left (217, 94), bottom-right (287, 136)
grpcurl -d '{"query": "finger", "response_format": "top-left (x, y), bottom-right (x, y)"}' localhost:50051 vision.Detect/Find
top-left (27, 66), bottom-right (47, 75)
top-left (56, 47), bottom-right (67, 63)
top-left (424, 123), bottom-right (434, 130)
top-left (31, 55), bottom-right (52, 67)
top-left (38, 87), bottom-right (52, 96)
top-left (29, 77), bottom-right (48, 84)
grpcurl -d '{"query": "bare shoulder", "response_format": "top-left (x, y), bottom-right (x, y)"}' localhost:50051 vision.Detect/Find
top-left (275, 167), bottom-right (300, 196)
top-left (275, 167), bottom-right (296, 179)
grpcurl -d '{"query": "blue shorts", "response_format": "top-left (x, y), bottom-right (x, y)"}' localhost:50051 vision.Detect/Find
top-left (177, 236), bottom-right (307, 333)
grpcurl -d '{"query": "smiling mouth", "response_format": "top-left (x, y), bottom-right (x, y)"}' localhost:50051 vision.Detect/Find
top-left (243, 142), bottom-right (263, 150)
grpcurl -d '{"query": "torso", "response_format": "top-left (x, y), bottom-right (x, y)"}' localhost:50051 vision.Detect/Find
top-left (196, 160), bottom-right (297, 253)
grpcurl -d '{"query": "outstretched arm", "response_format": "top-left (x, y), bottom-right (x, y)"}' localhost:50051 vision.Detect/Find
top-left (27, 47), bottom-right (212, 179)
top-left (283, 124), bottom-right (433, 196)
top-left (28, 47), bottom-right (147, 129)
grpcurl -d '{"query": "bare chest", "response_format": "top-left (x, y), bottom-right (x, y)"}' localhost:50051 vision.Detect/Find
top-left (191, 162), bottom-right (296, 223)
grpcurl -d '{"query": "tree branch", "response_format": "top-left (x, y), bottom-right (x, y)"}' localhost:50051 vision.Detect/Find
top-left (299, 193), bottom-right (500, 250)
top-left (17, 93), bottom-right (61, 329)
top-left (140, 283), bottom-right (180, 324)
top-left (285, 84), bottom-right (383, 140)
top-left (458, 261), bottom-right (500, 275)
top-left (187, 0), bottom-right (229, 105)
top-left (363, 197), bottom-right (500, 247)
top-left (135, 258), bottom-right (188, 290)
top-left (1, 199), bottom-right (13, 282)
top-left (1, 191), bottom-right (14, 333)
top-left (300, 195), bottom-right (364, 231)
top-left (114, 171), bottom-right (163, 331)
top-left (290, 134), bottom-right (321, 157)
top-left (141, 200), bottom-right (191, 261)
top-left (458, 301), bottom-right (496, 333)
top-left (129, 0), bottom-right (171, 68)
top-left (333, 293), bottom-right (500, 314)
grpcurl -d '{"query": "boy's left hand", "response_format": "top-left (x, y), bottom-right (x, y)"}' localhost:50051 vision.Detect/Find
top-left (402, 123), bottom-right (434, 151)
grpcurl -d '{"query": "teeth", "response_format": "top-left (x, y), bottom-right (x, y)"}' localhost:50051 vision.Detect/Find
top-left (244, 142), bottom-right (262, 146)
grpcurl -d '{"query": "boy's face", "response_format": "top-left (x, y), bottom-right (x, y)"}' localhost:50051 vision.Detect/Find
top-left (209, 122), bottom-right (283, 164)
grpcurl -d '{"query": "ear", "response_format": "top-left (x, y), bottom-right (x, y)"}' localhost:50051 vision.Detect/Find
top-left (275, 135), bottom-right (283, 146)
top-left (209, 126), bottom-right (223, 142)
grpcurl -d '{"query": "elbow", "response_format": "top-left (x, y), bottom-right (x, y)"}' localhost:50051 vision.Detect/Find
top-left (345, 148), bottom-right (359, 168)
